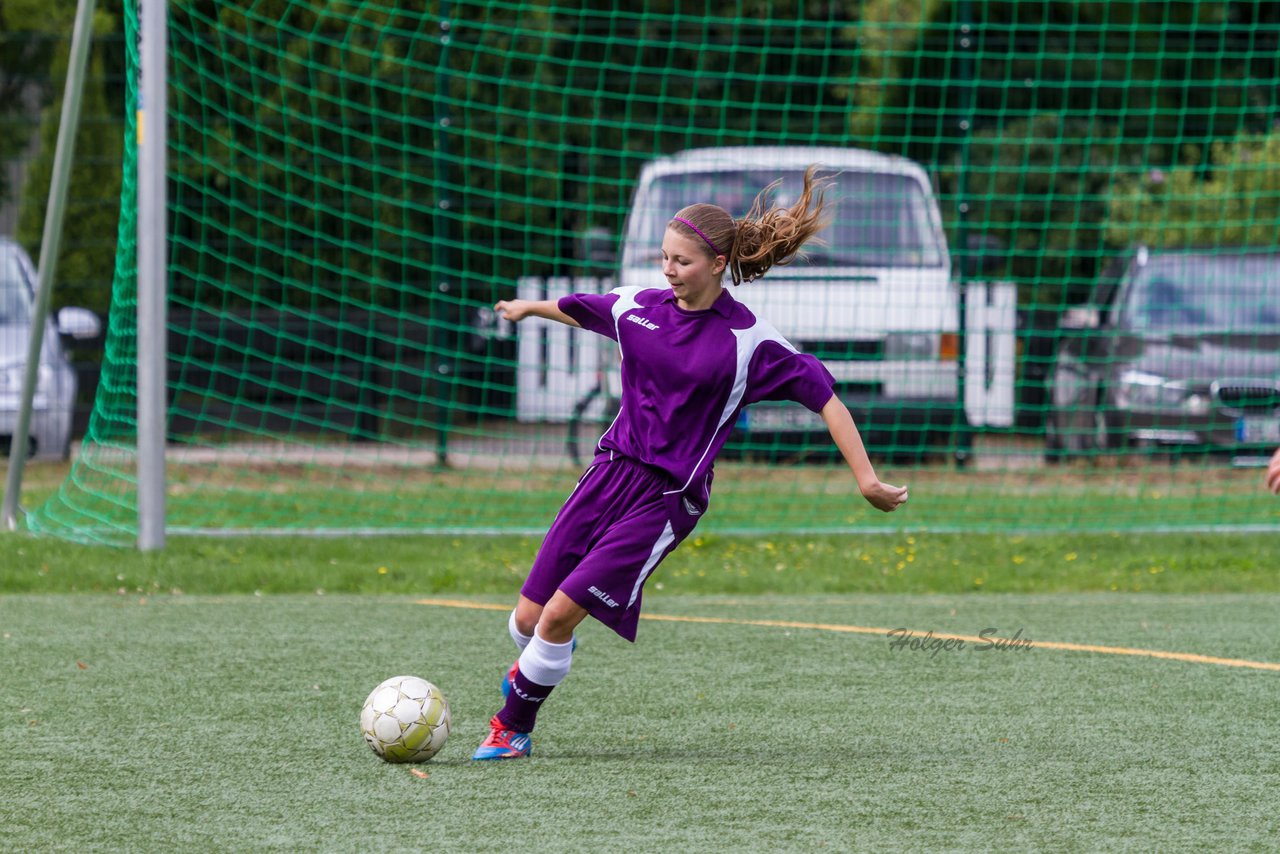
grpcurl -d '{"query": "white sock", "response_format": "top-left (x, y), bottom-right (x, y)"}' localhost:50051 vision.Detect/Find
top-left (517, 628), bottom-right (575, 687)
top-left (508, 609), bottom-right (533, 651)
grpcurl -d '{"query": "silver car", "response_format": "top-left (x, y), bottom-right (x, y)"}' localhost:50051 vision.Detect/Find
top-left (1048, 248), bottom-right (1280, 462)
top-left (0, 236), bottom-right (101, 459)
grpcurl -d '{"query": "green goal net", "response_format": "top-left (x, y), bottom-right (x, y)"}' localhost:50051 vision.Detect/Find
top-left (25, 0), bottom-right (1280, 543)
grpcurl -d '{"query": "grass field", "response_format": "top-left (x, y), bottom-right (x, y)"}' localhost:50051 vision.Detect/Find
top-left (4, 459), bottom-right (1280, 850)
top-left (4, 527), bottom-right (1280, 596)
top-left (3, 592), bottom-right (1279, 850)
top-left (15, 452), bottom-right (1280, 542)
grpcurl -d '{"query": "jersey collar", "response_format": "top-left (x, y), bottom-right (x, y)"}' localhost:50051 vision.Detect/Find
top-left (660, 286), bottom-right (735, 317)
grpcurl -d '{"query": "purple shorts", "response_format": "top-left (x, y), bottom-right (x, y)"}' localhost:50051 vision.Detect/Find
top-left (521, 454), bottom-right (701, 642)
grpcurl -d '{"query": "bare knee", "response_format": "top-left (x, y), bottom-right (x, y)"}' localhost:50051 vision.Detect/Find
top-left (536, 592), bottom-right (587, 644)
top-left (513, 596), bottom-right (542, 638)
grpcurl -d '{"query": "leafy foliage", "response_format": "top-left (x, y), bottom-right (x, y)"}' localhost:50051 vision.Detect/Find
top-left (851, 0), bottom-right (1280, 297)
top-left (1107, 131), bottom-right (1280, 250)
top-left (7, 0), bottom-right (126, 314)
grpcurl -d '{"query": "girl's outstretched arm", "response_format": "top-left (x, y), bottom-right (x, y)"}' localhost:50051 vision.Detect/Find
top-left (820, 394), bottom-right (909, 512)
top-left (494, 299), bottom-right (580, 327)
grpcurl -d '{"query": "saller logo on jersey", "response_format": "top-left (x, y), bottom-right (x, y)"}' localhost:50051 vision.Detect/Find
top-left (588, 585), bottom-right (620, 608)
top-left (625, 313), bottom-right (660, 331)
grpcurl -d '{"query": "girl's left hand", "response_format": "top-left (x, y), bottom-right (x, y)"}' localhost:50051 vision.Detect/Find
top-left (861, 480), bottom-right (908, 512)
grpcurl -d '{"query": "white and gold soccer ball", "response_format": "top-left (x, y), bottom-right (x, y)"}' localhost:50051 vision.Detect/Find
top-left (359, 675), bottom-right (452, 762)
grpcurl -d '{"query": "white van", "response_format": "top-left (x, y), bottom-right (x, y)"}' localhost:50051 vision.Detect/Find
top-left (618, 146), bottom-right (964, 458)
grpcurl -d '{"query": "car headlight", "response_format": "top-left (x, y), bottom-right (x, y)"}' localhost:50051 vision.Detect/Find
top-left (884, 332), bottom-right (940, 361)
top-left (1115, 370), bottom-right (1203, 412)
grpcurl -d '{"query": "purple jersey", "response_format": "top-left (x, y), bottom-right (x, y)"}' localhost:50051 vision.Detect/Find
top-left (558, 285), bottom-right (835, 528)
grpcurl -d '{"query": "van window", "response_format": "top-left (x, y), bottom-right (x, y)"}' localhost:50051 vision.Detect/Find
top-left (0, 248), bottom-right (31, 326)
top-left (624, 168), bottom-right (944, 270)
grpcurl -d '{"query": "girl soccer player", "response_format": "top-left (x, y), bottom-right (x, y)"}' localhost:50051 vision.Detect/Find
top-left (473, 166), bottom-right (909, 760)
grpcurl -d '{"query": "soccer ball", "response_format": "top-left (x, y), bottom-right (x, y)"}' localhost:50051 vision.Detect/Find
top-left (359, 675), bottom-right (452, 762)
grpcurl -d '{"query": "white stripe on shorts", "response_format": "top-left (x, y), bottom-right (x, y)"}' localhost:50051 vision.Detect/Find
top-left (628, 520), bottom-right (676, 609)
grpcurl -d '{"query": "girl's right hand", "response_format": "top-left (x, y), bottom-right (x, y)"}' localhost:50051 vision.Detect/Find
top-left (494, 299), bottom-right (530, 322)
top-left (488, 302), bottom-right (529, 325)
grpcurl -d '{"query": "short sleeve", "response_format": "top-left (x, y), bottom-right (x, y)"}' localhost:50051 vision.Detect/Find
top-left (743, 340), bottom-right (836, 413)
top-left (558, 292), bottom-right (620, 340)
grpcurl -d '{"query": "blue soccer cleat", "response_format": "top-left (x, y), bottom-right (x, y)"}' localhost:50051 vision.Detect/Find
top-left (500, 661), bottom-right (519, 700)
top-left (471, 715), bottom-right (532, 760)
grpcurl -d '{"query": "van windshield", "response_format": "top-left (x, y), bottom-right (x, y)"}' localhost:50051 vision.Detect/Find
top-left (0, 247), bottom-right (31, 326)
top-left (623, 168), bottom-right (945, 270)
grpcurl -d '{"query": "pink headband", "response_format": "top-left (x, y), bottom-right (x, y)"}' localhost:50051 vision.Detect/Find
top-left (671, 217), bottom-right (723, 256)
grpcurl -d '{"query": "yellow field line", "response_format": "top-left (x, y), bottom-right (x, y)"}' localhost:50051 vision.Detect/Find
top-left (413, 597), bottom-right (1280, 672)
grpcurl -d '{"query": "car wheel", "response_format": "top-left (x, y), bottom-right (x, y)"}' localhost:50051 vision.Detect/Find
top-left (1090, 406), bottom-right (1110, 452)
top-left (1044, 405), bottom-right (1084, 462)
top-left (1045, 389), bottom-right (1108, 462)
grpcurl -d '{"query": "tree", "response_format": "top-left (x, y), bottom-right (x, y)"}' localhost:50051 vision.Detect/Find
top-left (157, 0), bottom-right (867, 312)
top-left (941, 113), bottom-right (1120, 306)
top-left (0, 4), bottom-right (57, 207)
top-left (9, 0), bottom-right (126, 314)
top-left (846, 0), bottom-right (1280, 300)
top-left (1107, 130), bottom-right (1280, 250)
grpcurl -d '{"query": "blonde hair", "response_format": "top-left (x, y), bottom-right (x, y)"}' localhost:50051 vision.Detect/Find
top-left (669, 165), bottom-right (832, 285)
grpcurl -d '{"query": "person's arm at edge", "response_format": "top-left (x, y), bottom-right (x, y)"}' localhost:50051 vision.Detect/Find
top-left (820, 394), bottom-right (908, 512)
top-left (494, 298), bottom-right (581, 327)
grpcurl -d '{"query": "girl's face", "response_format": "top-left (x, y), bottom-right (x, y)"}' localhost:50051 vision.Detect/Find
top-left (661, 228), bottom-right (726, 310)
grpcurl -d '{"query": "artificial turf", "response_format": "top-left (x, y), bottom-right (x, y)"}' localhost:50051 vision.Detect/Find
top-left (3, 593), bottom-right (1277, 851)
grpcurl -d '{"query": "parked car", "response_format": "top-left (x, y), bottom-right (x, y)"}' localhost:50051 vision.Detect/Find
top-left (0, 237), bottom-right (101, 459)
top-left (1046, 246), bottom-right (1280, 461)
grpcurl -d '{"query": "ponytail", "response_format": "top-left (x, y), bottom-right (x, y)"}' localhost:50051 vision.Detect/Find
top-left (669, 165), bottom-right (832, 286)
top-left (730, 165), bottom-right (832, 285)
